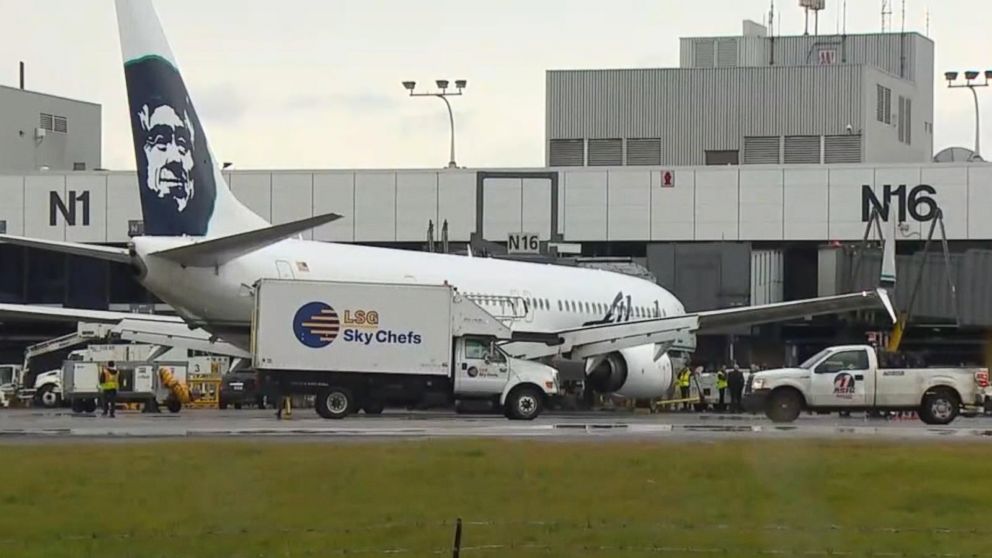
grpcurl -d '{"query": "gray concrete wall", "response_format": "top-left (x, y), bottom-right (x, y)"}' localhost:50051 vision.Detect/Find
top-left (0, 86), bottom-right (101, 172)
top-left (646, 242), bottom-right (751, 312)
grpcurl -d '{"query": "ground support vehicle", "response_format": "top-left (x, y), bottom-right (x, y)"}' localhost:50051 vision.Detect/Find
top-left (252, 280), bottom-right (561, 420)
top-left (63, 361), bottom-right (190, 414)
top-left (743, 345), bottom-right (988, 425)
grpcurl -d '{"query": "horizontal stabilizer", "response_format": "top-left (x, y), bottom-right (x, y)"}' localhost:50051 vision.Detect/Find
top-left (149, 212), bottom-right (342, 267)
top-left (0, 303), bottom-right (183, 324)
top-left (0, 235), bottom-right (131, 264)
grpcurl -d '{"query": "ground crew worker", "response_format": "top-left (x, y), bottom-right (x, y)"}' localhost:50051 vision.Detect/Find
top-left (99, 361), bottom-right (120, 418)
top-left (677, 367), bottom-right (692, 411)
top-left (728, 365), bottom-right (745, 413)
top-left (716, 367), bottom-right (728, 411)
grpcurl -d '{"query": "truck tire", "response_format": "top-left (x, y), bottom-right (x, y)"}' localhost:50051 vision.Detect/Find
top-left (219, 401), bottom-right (228, 410)
top-left (35, 385), bottom-right (61, 409)
top-left (505, 386), bottom-right (543, 421)
top-left (919, 388), bottom-right (959, 425)
top-left (166, 398), bottom-right (182, 414)
top-left (71, 399), bottom-right (85, 413)
top-left (316, 387), bottom-right (355, 419)
top-left (765, 389), bottom-right (802, 423)
top-left (362, 400), bottom-right (385, 415)
top-left (83, 399), bottom-right (97, 413)
top-left (234, 403), bottom-right (243, 410)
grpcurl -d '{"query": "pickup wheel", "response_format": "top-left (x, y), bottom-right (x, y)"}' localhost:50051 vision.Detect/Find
top-left (919, 388), bottom-right (960, 425)
top-left (505, 386), bottom-right (543, 421)
top-left (166, 398), bottom-right (182, 413)
top-left (316, 387), bottom-right (355, 419)
top-left (765, 389), bottom-right (802, 423)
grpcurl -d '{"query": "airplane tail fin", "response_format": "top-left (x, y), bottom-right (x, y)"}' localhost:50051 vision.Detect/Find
top-left (115, 0), bottom-right (267, 237)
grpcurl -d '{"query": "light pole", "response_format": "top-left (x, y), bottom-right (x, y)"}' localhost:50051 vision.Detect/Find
top-left (403, 79), bottom-right (467, 168)
top-left (945, 70), bottom-right (992, 161)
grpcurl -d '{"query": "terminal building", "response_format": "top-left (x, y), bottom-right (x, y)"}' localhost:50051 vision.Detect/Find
top-left (0, 22), bottom-right (985, 368)
top-left (0, 72), bottom-right (102, 173)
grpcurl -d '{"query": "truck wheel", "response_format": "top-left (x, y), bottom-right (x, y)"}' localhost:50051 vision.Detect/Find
top-left (919, 389), bottom-right (959, 425)
top-left (505, 386), bottom-right (543, 420)
top-left (166, 398), bottom-right (182, 414)
top-left (83, 399), bottom-right (97, 413)
top-left (234, 403), bottom-right (242, 410)
top-left (765, 389), bottom-right (802, 423)
top-left (71, 399), bottom-right (85, 413)
top-left (362, 400), bottom-right (385, 415)
top-left (316, 387), bottom-right (354, 419)
top-left (35, 385), bottom-right (61, 409)
top-left (219, 401), bottom-right (228, 410)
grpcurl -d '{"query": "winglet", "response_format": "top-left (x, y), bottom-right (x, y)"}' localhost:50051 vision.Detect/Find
top-left (879, 218), bottom-right (897, 287)
top-left (148, 212), bottom-right (341, 267)
top-left (876, 288), bottom-right (897, 324)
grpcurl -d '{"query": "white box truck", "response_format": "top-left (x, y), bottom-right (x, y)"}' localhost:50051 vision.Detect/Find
top-left (252, 279), bottom-right (561, 419)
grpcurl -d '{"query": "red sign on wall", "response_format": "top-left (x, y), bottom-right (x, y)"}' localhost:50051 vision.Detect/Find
top-left (660, 170), bottom-right (675, 188)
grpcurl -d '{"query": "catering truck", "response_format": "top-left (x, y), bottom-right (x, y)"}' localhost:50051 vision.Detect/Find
top-left (743, 344), bottom-right (989, 425)
top-left (252, 279), bottom-right (560, 420)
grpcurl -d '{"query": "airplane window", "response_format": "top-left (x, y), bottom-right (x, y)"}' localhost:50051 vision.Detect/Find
top-left (557, 300), bottom-right (562, 311)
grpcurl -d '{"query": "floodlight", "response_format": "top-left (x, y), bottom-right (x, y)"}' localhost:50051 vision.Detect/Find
top-left (965, 70), bottom-right (980, 81)
top-left (455, 79), bottom-right (467, 89)
top-left (945, 71), bottom-right (958, 81)
top-left (436, 79), bottom-right (449, 90)
top-left (402, 81), bottom-right (416, 91)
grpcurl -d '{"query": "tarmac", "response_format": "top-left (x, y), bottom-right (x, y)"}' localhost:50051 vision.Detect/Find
top-left (3, 407), bottom-right (992, 441)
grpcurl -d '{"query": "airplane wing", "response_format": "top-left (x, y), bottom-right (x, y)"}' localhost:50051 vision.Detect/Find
top-left (505, 289), bottom-right (894, 360)
top-left (0, 303), bottom-right (183, 324)
top-left (696, 288), bottom-right (896, 332)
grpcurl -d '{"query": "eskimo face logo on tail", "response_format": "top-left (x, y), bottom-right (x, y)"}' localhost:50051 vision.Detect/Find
top-left (124, 56), bottom-right (216, 235)
top-left (293, 302), bottom-right (340, 348)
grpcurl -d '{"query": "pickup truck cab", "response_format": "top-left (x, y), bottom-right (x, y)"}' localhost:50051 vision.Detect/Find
top-left (744, 344), bottom-right (989, 425)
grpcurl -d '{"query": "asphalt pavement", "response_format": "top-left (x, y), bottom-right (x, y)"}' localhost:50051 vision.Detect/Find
top-left (3, 407), bottom-right (992, 441)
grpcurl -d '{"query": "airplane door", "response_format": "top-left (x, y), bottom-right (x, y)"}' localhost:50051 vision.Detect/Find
top-left (276, 260), bottom-right (295, 279)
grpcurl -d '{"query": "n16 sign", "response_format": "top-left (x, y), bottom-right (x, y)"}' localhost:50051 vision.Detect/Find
top-left (861, 184), bottom-right (937, 222)
top-left (507, 232), bottom-right (540, 254)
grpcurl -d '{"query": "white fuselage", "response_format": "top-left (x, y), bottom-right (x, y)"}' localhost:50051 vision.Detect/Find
top-left (134, 236), bottom-right (684, 334)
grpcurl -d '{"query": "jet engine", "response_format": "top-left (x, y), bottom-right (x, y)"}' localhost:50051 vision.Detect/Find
top-left (585, 345), bottom-right (674, 399)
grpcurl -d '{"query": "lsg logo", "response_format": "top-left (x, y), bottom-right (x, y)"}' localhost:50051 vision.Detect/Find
top-left (861, 184), bottom-right (937, 222)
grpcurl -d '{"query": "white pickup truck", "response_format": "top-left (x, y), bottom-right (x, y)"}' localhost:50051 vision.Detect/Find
top-left (743, 345), bottom-right (989, 425)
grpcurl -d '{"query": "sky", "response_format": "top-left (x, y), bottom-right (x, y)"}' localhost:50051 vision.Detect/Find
top-left (2, 0), bottom-right (991, 170)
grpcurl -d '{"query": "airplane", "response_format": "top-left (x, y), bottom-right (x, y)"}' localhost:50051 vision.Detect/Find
top-left (0, 0), bottom-right (894, 404)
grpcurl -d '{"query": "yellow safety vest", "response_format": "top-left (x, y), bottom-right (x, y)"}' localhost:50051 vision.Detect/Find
top-left (716, 371), bottom-right (728, 389)
top-left (100, 368), bottom-right (119, 391)
top-left (678, 370), bottom-right (691, 388)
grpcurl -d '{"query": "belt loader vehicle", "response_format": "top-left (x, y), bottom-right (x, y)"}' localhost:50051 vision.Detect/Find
top-left (743, 344), bottom-right (989, 425)
top-left (252, 279), bottom-right (561, 420)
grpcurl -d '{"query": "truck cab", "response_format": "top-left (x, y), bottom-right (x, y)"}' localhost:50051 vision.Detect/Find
top-left (745, 344), bottom-right (989, 425)
top-left (453, 337), bottom-right (560, 419)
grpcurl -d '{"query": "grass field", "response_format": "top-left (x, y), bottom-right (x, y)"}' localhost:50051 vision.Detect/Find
top-left (1, 439), bottom-right (990, 557)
